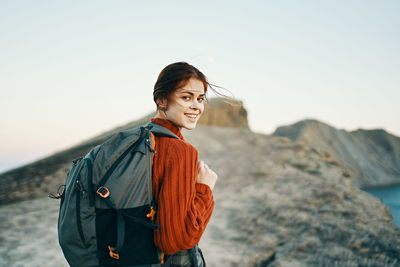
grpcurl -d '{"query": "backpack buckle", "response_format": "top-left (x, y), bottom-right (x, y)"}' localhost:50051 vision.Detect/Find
top-left (108, 245), bottom-right (120, 259)
top-left (96, 186), bottom-right (110, 198)
top-left (146, 206), bottom-right (156, 221)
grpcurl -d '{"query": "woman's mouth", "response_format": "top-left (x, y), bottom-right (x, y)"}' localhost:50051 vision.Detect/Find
top-left (185, 113), bottom-right (199, 121)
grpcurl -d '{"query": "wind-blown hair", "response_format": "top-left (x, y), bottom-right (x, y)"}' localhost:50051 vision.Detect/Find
top-left (153, 62), bottom-right (233, 110)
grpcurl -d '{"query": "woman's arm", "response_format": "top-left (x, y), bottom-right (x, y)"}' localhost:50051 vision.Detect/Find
top-left (154, 142), bottom-right (214, 255)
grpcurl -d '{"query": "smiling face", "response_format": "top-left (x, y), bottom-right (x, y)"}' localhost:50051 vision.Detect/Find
top-left (155, 78), bottom-right (205, 130)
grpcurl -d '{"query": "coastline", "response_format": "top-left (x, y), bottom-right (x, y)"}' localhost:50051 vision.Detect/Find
top-left (362, 185), bottom-right (400, 226)
top-left (361, 181), bottom-right (400, 190)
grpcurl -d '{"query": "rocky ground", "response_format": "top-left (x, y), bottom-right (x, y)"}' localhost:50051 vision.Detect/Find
top-left (186, 126), bottom-right (400, 266)
top-left (0, 197), bottom-right (66, 267)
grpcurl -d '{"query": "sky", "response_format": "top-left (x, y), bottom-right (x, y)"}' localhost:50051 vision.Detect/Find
top-left (0, 0), bottom-right (399, 173)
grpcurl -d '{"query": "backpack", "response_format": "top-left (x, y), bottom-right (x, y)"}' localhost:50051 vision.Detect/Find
top-left (55, 122), bottom-right (185, 266)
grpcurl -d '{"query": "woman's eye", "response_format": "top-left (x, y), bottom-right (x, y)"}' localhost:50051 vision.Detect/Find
top-left (182, 96), bottom-right (191, 100)
top-left (198, 97), bottom-right (204, 102)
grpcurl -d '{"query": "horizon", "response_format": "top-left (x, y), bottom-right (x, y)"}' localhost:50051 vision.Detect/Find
top-left (1, 1), bottom-right (399, 173)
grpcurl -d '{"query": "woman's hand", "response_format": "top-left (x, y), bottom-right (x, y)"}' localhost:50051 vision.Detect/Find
top-left (196, 160), bottom-right (218, 190)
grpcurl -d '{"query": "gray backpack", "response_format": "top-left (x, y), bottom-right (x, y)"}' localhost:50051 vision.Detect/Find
top-left (55, 122), bottom-right (200, 266)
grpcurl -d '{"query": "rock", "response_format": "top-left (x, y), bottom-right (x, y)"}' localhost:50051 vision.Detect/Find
top-left (197, 98), bottom-right (249, 129)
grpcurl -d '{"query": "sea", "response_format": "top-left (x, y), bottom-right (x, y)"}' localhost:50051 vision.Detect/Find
top-left (363, 184), bottom-right (400, 226)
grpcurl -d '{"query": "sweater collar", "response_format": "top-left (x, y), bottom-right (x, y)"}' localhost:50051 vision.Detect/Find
top-left (150, 118), bottom-right (185, 141)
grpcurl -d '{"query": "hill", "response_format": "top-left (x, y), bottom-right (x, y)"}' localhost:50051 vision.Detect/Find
top-left (273, 119), bottom-right (400, 187)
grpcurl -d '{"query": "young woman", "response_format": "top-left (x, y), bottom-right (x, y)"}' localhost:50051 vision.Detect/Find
top-left (150, 62), bottom-right (218, 266)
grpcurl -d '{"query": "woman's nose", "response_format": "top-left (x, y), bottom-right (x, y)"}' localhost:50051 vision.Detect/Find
top-left (190, 100), bottom-right (201, 109)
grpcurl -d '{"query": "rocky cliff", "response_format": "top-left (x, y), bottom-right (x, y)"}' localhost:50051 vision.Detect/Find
top-left (273, 119), bottom-right (400, 187)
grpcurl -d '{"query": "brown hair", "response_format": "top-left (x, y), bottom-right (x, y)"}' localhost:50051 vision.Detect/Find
top-left (153, 62), bottom-right (232, 110)
top-left (153, 62), bottom-right (206, 109)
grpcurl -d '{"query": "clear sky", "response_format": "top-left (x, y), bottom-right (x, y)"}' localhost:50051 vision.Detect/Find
top-left (1, 0), bottom-right (399, 173)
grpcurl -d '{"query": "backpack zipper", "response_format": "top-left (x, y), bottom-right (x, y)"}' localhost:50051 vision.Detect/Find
top-left (146, 135), bottom-right (154, 205)
top-left (76, 178), bottom-right (87, 246)
top-left (84, 158), bottom-right (95, 207)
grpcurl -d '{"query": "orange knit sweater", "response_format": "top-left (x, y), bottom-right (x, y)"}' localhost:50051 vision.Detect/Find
top-left (150, 118), bottom-right (214, 255)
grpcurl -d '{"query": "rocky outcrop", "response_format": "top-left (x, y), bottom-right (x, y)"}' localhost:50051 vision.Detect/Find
top-left (273, 119), bottom-right (400, 187)
top-left (197, 98), bottom-right (249, 128)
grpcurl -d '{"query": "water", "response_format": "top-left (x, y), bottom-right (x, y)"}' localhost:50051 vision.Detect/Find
top-left (363, 185), bottom-right (400, 226)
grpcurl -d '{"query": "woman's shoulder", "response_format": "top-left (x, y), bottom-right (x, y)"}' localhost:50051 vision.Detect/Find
top-left (157, 135), bottom-right (198, 154)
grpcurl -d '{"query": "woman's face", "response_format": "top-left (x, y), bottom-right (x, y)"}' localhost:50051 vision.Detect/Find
top-left (158, 78), bottom-right (205, 130)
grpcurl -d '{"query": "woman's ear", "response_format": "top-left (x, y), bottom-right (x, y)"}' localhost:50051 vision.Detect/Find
top-left (156, 97), bottom-right (168, 110)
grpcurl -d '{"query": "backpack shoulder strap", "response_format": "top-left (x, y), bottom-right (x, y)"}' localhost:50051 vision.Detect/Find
top-left (150, 132), bottom-right (156, 164)
top-left (146, 122), bottom-right (180, 140)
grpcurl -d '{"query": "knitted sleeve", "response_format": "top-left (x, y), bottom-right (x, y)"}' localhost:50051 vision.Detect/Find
top-left (154, 141), bottom-right (214, 255)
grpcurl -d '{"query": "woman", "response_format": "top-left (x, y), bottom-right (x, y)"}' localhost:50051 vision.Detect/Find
top-left (150, 62), bottom-right (219, 266)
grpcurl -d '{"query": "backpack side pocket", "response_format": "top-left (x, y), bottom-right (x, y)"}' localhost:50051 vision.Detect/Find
top-left (58, 157), bottom-right (99, 267)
